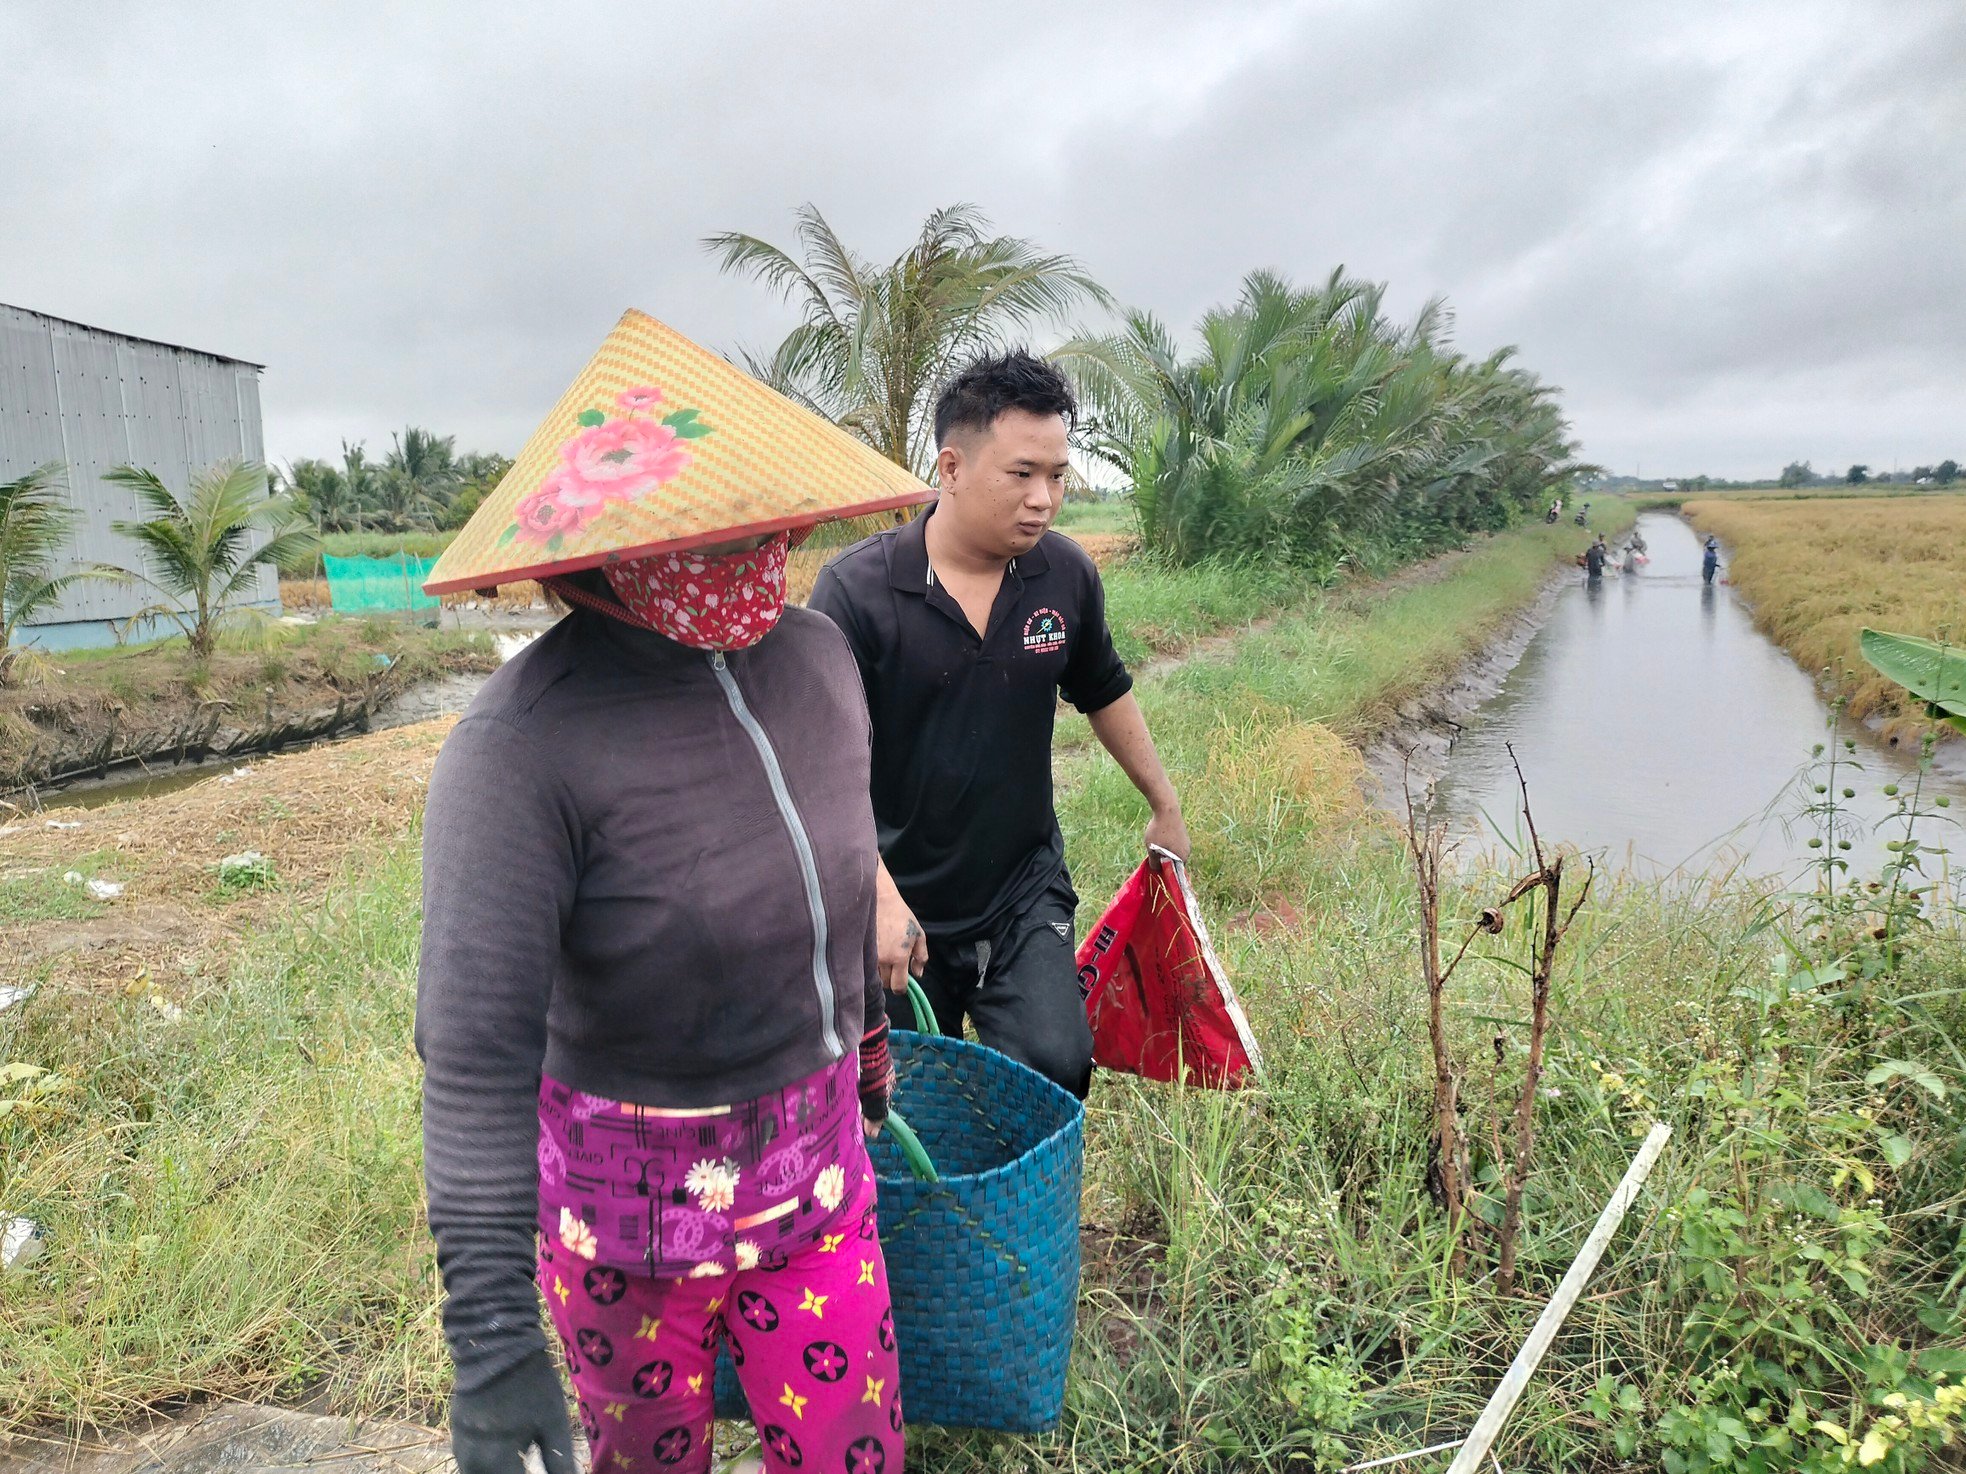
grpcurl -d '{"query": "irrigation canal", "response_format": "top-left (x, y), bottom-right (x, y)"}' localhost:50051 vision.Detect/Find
top-left (1430, 510), bottom-right (1965, 883)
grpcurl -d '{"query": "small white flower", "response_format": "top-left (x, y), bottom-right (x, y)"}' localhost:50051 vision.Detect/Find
top-left (685, 1158), bottom-right (740, 1213)
top-left (735, 1239), bottom-right (761, 1271)
top-left (814, 1164), bottom-right (846, 1212)
top-left (689, 1260), bottom-right (728, 1278)
top-left (558, 1207), bottom-right (597, 1260)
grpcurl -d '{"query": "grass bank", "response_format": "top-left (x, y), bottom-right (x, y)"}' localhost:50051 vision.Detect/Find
top-left (1684, 495), bottom-right (1966, 741)
top-left (0, 620), bottom-right (496, 795)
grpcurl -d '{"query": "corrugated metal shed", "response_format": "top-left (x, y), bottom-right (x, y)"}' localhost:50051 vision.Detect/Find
top-left (0, 302), bottom-right (276, 644)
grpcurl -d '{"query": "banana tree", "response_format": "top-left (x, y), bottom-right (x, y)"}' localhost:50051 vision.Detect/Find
top-left (1861, 630), bottom-right (1966, 736)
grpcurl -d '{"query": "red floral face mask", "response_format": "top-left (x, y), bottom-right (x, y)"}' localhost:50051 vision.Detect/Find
top-left (601, 531), bottom-right (797, 650)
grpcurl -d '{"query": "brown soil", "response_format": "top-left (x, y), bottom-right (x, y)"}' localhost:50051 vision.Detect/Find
top-left (281, 578), bottom-right (549, 615)
top-left (1, 719), bottom-right (455, 999)
top-left (1079, 1218), bottom-right (1166, 1366)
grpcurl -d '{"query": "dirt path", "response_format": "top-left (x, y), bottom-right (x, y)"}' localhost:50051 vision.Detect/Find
top-left (5, 1405), bottom-right (449, 1474)
top-left (1, 720), bottom-right (454, 1002)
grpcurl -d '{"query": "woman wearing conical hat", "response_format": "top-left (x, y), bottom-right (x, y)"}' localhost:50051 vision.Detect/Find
top-left (415, 312), bottom-right (930, 1474)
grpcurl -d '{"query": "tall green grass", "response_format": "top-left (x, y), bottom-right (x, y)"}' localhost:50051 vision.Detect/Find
top-left (0, 844), bottom-right (445, 1431)
top-left (1054, 500), bottom-right (1137, 536)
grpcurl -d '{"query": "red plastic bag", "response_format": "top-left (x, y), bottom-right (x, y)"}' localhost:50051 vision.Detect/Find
top-left (1075, 847), bottom-right (1263, 1088)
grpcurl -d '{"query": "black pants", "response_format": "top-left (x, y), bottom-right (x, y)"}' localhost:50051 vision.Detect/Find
top-left (913, 871), bottom-right (1094, 1099)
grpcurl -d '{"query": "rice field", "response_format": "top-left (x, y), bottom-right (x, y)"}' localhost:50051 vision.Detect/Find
top-left (1682, 494), bottom-right (1966, 737)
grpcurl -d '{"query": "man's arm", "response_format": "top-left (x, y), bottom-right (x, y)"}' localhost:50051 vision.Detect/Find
top-left (1086, 691), bottom-right (1190, 860)
top-left (875, 855), bottom-right (929, 993)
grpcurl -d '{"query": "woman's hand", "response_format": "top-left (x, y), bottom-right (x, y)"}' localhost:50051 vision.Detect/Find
top-left (449, 1350), bottom-right (576, 1474)
top-left (858, 1018), bottom-right (894, 1132)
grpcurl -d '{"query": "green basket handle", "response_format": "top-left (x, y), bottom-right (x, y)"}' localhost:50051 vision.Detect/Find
top-left (881, 1107), bottom-right (939, 1183)
top-left (876, 977), bottom-right (941, 1182)
top-left (905, 975), bottom-right (939, 1034)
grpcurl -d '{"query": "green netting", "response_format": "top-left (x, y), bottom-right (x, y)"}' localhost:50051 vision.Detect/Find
top-left (322, 553), bottom-right (442, 612)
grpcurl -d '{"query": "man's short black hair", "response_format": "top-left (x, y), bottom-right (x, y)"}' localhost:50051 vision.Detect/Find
top-left (933, 350), bottom-right (1077, 449)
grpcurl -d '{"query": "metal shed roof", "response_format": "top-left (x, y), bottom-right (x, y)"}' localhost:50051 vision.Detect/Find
top-left (0, 301), bottom-right (265, 370)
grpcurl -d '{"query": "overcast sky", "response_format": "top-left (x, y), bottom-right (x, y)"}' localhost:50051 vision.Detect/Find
top-left (5, 0), bottom-right (1960, 481)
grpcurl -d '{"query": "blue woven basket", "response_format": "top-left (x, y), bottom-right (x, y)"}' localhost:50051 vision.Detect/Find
top-left (716, 1025), bottom-right (1085, 1432)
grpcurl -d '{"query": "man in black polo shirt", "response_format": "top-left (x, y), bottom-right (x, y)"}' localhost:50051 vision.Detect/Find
top-left (808, 351), bottom-right (1187, 1097)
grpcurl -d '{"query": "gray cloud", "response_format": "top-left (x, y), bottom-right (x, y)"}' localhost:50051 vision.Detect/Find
top-left (3, 0), bottom-right (1959, 480)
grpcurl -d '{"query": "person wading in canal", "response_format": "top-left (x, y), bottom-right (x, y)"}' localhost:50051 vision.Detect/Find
top-left (1585, 533), bottom-right (1608, 582)
top-left (1703, 533), bottom-right (1722, 585)
top-left (808, 351), bottom-right (1188, 1100)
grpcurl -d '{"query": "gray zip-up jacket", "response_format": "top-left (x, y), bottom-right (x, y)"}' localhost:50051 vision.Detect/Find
top-left (415, 604), bottom-right (884, 1390)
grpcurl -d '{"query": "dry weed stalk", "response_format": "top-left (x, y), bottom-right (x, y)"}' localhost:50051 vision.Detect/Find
top-left (1401, 744), bottom-right (1593, 1292)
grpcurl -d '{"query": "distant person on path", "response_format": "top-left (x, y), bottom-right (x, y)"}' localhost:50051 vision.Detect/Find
top-left (808, 351), bottom-right (1188, 1100)
top-left (1546, 497), bottom-right (1562, 523)
top-left (417, 313), bottom-right (926, 1474)
top-left (1584, 534), bottom-right (1608, 581)
top-left (1574, 502), bottom-right (1591, 526)
top-left (1703, 534), bottom-right (1722, 585)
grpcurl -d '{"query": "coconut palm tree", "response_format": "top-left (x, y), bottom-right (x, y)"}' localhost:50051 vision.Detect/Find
top-left (104, 459), bottom-right (320, 661)
top-left (0, 464), bottom-right (124, 684)
top-left (339, 440), bottom-right (378, 531)
top-left (284, 458), bottom-right (360, 534)
top-left (705, 203), bottom-right (1110, 479)
top-left (378, 426), bottom-right (460, 530)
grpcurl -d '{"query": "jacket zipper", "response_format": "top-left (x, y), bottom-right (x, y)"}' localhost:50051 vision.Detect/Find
top-left (709, 651), bottom-right (843, 1059)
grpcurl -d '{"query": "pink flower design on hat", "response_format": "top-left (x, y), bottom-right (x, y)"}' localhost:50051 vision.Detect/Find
top-left (513, 487), bottom-right (588, 542)
top-left (494, 391), bottom-right (715, 552)
top-left (559, 417), bottom-right (691, 500)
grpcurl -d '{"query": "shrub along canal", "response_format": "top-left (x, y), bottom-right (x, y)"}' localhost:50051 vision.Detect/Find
top-left (1431, 510), bottom-right (1964, 879)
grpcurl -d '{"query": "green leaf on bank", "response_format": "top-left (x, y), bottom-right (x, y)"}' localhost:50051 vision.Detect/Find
top-left (1864, 1059), bottom-right (1948, 1100)
top-left (1860, 629), bottom-right (1966, 734)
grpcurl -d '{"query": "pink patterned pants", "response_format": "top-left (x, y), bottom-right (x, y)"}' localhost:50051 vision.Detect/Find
top-left (538, 1158), bottom-right (903, 1474)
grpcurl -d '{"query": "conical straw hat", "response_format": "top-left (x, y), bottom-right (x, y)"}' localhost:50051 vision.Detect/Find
top-left (423, 309), bottom-right (934, 595)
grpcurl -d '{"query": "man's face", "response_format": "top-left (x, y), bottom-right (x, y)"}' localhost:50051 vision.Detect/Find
top-left (935, 408), bottom-right (1070, 559)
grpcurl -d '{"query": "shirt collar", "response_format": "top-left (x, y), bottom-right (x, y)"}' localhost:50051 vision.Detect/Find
top-left (889, 502), bottom-right (1052, 592)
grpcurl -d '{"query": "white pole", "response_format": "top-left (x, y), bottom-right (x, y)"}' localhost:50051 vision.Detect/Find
top-left (1444, 1121), bottom-right (1673, 1474)
top-left (1343, 1436), bottom-right (1466, 1471)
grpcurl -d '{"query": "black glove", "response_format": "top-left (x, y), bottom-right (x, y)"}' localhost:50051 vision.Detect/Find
top-left (858, 1017), bottom-right (895, 1124)
top-left (449, 1349), bottom-right (577, 1474)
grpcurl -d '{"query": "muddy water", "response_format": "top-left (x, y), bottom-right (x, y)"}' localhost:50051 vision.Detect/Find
top-left (29, 630), bottom-right (543, 813)
top-left (1431, 511), bottom-right (1965, 881)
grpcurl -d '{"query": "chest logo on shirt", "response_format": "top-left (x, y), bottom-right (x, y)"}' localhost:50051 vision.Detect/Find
top-left (1021, 607), bottom-right (1067, 655)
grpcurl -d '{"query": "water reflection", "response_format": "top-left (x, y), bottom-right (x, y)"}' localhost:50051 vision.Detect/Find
top-left (1431, 511), bottom-right (1964, 881)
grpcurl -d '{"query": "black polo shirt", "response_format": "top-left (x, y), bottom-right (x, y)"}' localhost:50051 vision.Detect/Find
top-left (807, 507), bottom-right (1134, 941)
